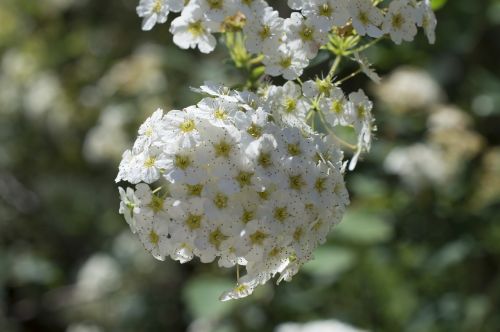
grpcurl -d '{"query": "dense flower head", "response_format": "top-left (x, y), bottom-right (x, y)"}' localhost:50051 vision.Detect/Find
top-left (136, 0), bottom-right (436, 79)
top-left (115, 82), bottom-right (366, 300)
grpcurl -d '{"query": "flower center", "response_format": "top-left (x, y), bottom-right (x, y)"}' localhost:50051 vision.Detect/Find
top-left (188, 21), bottom-right (205, 37)
top-left (331, 99), bottom-right (343, 113)
top-left (358, 11), bottom-right (370, 25)
top-left (258, 190), bottom-right (269, 200)
top-left (185, 214), bottom-right (202, 230)
top-left (235, 171), bottom-right (253, 187)
top-left (258, 152), bottom-right (272, 168)
top-left (319, 3), bottom-right (332, 17)
top-left (214, 140), bottom-right (233, 158)
top-left (259, 25), bottom-right (271, 40)
top-left (174, 154), bottom-right (191, 170)
top-left (144, 156), bottom-right (156, 168)
top-left (186, 183), bottom-right (203, 196)
top-left (284, 98), bottom-right (297, 113)
top-left (249, 230), bottom-right (267, 245)
top-left (280, 56), bottom-right (292, 69)
top-left (391, 13), bottom-right (404, 29)
top-left (287, 143), bottom-right (301, 156)
top-left (247, 123), bottom-right (262, 138)
top-left (299, 26), bottom-right (314, 41)
top-left (214, 193), bottom-right (228, 209)
top-left (207, 0), bottom-right (223, 9)
top-left (293, 227), bottom-right (304, 241)
top-left (209, 227), bottom-right (228, 249)
top-left (152, 0), bottom-right (162, 13)
top-left (149, 230), bottom-right (160, 245)
top-left (273, 206), bottom-right (289, 222)
top-left (180, 119), bottom-right (196, 132)
top-left (242, 209), bottom-right (255, 224)
top-left (149, 195), bottom-right (164, 213)
top-left (289, 174), bottom-right (305, 191)
top-left (214, 108), bottom-right (227, 120)
top-left (315, 177), bottom-right (327, 193)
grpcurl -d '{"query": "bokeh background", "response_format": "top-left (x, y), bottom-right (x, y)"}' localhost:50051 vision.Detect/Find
top-left (1, 0), bottom-right (500, 331)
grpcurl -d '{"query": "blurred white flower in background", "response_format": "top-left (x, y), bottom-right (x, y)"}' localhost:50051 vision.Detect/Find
top-left (471, 147), bottom-right (500, 210)
top-left (98, 44), bottom-right (167, 97)
top-left (380, 66), bottom-right (485, 192)
top-left (375, 66), bottom-right (443, 112)
top-left (66, 323), bottom-right (103, 332)
top-left (0, 49), bottom-right (40, 114)
top-left (74, 254), bottom-right (122, 303)
top-left (24, 72), bottom-right (62, 119)
top-left (275, 319), bottom-right (368, 332)
top-left (384, 143), bottom-right (448, 190)
top-left (427, 105), bottom-right (483, 164)
top-left (428, 105), bottom-right (472, 130)
top-left (83, 105), bottom-right (131, 164)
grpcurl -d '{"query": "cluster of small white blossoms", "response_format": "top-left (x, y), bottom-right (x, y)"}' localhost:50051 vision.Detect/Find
top-left (136, 0), bottom-right (436, 79)
top-left (115, 81), bottom-right (376, 300)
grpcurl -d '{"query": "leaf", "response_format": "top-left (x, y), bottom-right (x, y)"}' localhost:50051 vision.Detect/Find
top-left (303, 246), bottom-right (355, 281)
top-left (431, 0), bottom-right (447, 10)
top-left (333, 211), bottom-right (393, 244)
top-left (183, 275), bottom-right (236, 319)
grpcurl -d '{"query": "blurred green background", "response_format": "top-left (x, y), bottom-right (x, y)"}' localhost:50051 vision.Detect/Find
top-left (1, 0), bottom-right (500, 331)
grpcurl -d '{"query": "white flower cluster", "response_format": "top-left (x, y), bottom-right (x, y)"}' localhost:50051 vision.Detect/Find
top-left (136, 0), bottom-right (436, 79)
top-left (116, 82), bottom-right (361, 300)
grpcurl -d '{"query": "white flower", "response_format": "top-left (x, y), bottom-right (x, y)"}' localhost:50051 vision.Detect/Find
top-left (353, 51), bottom-right (381, 84)
top-left (136, 214), bottom-right (171, 260)
top-left (267, 81), bottom-right (310, 128)
top-left (135, 146), bottom-right (170, 184)
top-left (243, 6), bottom-right (284, 54)
top-left (194, 0), bottom-right (235, 23)
top-left (318, 85), bottom-right (350, 127)
top-left (284, 12), bottom-right (328, 59)
top-left (170, 5), bottom-right (218, 53)
top-left (345, 89), bottom-right (375, 170)
top-left (118, 186), bottom-right (141, 233)
top-left (301, 0), bottom-right (350, 31)
top-left (347, 0), bottom-right (384, 38)
top-left (382, 0), bottom-right (418, 44)
top-left (384, 143), bottom-right (448, 190)
top-left (137, 0), bottom-right (184, 31)
top-left (161, 147), bottom-right (205, 185)
top-left (191, 81), bottom-right (239, 102)
top-left (117, 83), bottom-right (350, 300)
top-left (219, 275), bottom-right (259, 301)
top-left (263, 44), bottom-right (309, 80)
top-left (162, 107), bottom-right (202, 149)
top-left (237, 0), bottom-right (268, 19)
top-left (168, 198), bottom-right (206, 245)
top-left (196, 97), bottom-right (238, 127)
top-left (133, 108), bottom-right (166, 153)
top-left (417, 0), bottom-right (437, 44)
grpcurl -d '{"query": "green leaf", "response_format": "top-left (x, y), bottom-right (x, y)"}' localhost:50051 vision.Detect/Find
top-left (303, 246), bottom-right (355, 280)
top-left (183, 275), bottom-right (236, 319)
top-left (431, 0), bottom-right (447, 10)
top-left (250, 66), bottom-right (265, 80)
top-left (333, 211), bottom-right (393, 244)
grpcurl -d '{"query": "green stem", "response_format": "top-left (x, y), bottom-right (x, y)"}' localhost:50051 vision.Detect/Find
top-left (336, 68), bottom-right (362, 85)
top-left (248, 54), bottom-right (264, 65)
top-left (345, 37), bottom-right (383, 55)
top-left (317, 109), bottom-right (358, 151)
top-left (326, 55), bottom-right (342, 80)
